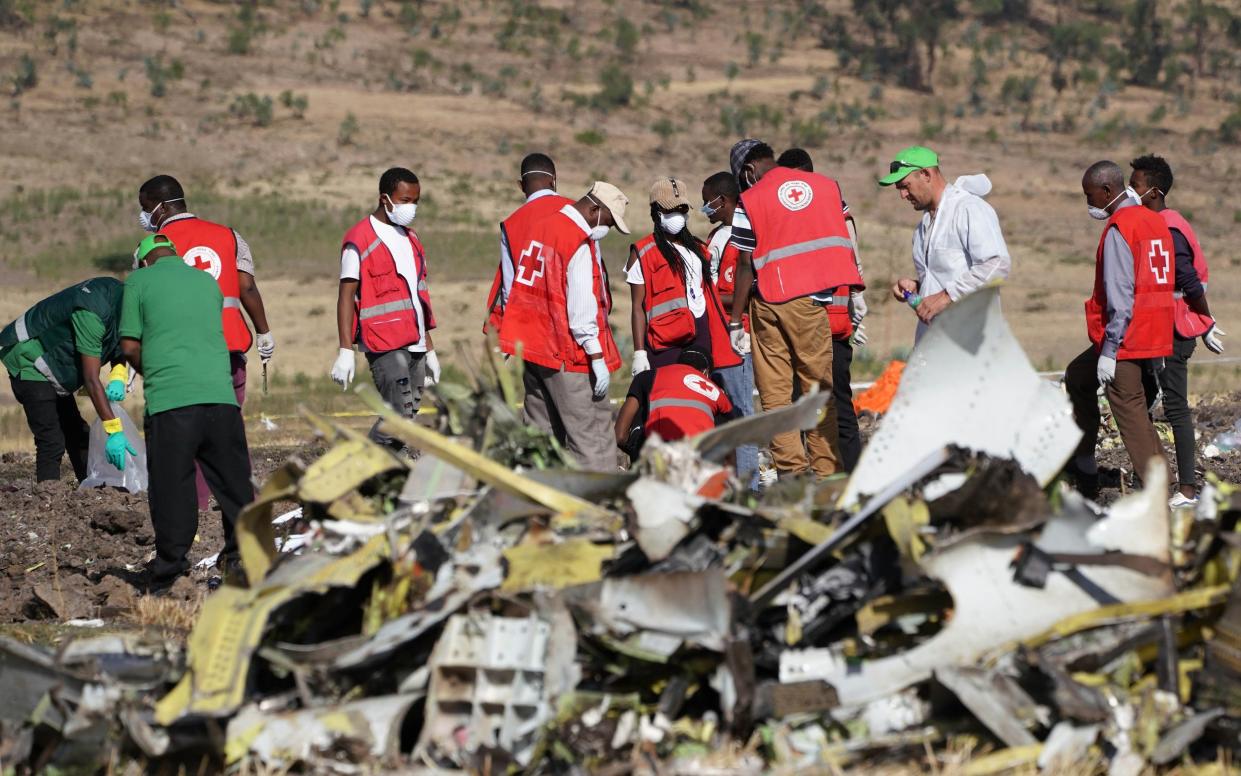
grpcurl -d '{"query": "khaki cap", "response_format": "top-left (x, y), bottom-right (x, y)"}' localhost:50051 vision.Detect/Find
top-left (588, 181), bottom-right (631, 235)
top-left (649, 177), bottom-right (691, 210)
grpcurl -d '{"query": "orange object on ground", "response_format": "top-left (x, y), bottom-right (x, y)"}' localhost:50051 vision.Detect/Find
top-left (853, 360), bottom-right (905, 416)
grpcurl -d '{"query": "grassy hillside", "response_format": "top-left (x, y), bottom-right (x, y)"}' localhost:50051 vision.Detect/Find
top-left (2, 0), bottom-right (1240, 443)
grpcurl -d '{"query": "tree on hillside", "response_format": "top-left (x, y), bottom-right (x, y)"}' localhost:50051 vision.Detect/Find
top-left (1124, 0), bottom-right (1169, 87)
top-left (848, 0), bottom-right (958, 93)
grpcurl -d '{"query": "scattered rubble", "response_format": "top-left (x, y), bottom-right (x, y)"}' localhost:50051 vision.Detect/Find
top-left (3, 289), bottom-right (1241, 773)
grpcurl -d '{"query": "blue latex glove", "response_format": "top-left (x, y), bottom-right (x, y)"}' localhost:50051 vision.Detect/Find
top-left (105, 431), bottom-right (137, 470)
top-left (105, 379), bottom-right (126, 402)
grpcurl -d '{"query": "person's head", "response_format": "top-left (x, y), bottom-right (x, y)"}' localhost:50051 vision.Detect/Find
top-left (678, 346), bottom-right (712, 375)
top-left (730, 139), bottom-right (776, 191)
top-left (1129, 154), bottom-right (1173, 210)
top-left (878, 146), bottom-right (944, 212)
top-left (777, 147), bottom-right (814, 172)
top-left (574, 181), bottom-right (631, 240)
top-left (1081, 160), bottom-right (1129, 219)
top-left (649, 178), bottom-right (692, 236)
top-left (377, 167), bottom-right (420, 227)
top-left (131, 233), bottom-right (176, 270)
top-left (701, 171), bottom-right (739, 226)
top-left (519, 152), bottom-right (556, 197)
top-left (137, 175), bottom-right (186, 232)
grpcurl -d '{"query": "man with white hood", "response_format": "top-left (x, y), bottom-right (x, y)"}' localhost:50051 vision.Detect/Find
top-left (879, 146), bottom-right (1011, 339)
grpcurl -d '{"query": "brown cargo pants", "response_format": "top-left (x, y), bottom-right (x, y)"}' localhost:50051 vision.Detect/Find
top-left (749, 295), bottom-right (840, 477)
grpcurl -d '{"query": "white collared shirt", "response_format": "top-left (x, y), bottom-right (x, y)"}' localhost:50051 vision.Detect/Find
top-left (559, 204), bottom-right (602, 355)
top-left (339, 215), bottom-right (429, 353)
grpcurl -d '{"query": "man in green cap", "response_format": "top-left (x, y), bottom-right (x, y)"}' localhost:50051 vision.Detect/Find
top-left (121, 233), bottom-right (255, 593)
top-left (879, 146), bottom-right (1011, 341)
top-left (2, 278), bottom-right (135, 482)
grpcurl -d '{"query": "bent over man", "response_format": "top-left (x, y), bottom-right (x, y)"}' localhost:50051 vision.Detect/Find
top-left (331, 167), bottom-right (440, 454)
top-left (2, 278), bottom-right (133, 482)
top-left (498, 182), bottom-right (629, 470)
top-left (1064, 161), bottom-right (1174, 498)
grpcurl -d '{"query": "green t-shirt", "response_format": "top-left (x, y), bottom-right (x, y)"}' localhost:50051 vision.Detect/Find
top-left (120, 255), bottom-right (237, 414)
top-left (1, 310), bottom-right (105, 382)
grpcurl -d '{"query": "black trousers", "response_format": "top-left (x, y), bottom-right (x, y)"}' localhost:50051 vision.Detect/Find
top-left (145, 404), bottom-right (254, 581)
top-left (833, 338), bottom-right (862, 472)
top-left (10, 377), bottom-right (89, 482)
top-left (1144, 336), bottom-right (1197, 488)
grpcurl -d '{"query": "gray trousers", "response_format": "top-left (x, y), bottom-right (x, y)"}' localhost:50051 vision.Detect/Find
top-left (522, 361), bottom-right (615, 471)
top-left (367, 349), bottom-right (426, 451)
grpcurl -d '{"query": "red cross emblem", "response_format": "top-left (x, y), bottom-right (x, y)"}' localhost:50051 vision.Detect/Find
top-left (515, 241), bottom-right (546, 287)
top-left (778, 180), bottom-right (814, 211)
top-left (1147, 240), bottom-right (1170, 285)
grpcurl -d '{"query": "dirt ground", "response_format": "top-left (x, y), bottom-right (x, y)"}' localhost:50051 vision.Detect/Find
top-left (0, 443), bottom-right (321, 625)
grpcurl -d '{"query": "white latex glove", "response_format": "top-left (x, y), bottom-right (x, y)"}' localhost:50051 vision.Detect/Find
top-left (729, 327), bottom-right (751, 356)
top-left (590, 358), bottom-right (610, 400)
top-left (850, 322), bottom-right (868, 347)
top-left (423, 350), bottom-right (441, 386)
top-left (1203, 325), bottom-right (1226, 355)
top-left (256, 331), bottom-right (275, 360)
top-left (1097, 354), bottom-right (1117, 386)
top-left (850, 290), bottom-right (868, 324)
top-left (631, 350), bottom-right (651, 376)
top-left (331, 347), bottom-right (355, 390)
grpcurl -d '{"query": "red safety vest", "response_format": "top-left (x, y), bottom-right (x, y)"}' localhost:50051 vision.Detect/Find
top-left (1085, 206), bottom-right (1175, 360)
top-left (483, 193), bottom-right (573, 334)
top-left (1159, 209), bottom-right (1214, 339)
top-left (632, 235), bottom-right (741, 371)
top-left (739, 166), bottom-right (861, 303)
top-left (645, 364), bottom-right (733, 442)
top-left (161, 216), bottom-right (253, 353)
top-left (498, 206), bottom-right (622, 374)
top-left (712, 230), bottom-right (749, 334)
top-left (342, 216), bottom-right (435, 353)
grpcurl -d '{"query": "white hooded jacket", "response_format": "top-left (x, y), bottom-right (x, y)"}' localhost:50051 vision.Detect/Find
top-left (910, 174), bottom-right (1012, 339)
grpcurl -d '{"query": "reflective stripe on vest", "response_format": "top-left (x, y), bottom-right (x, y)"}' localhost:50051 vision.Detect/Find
top-left (637, 242), bottom-right (656, 258)
top-left (359, 298), bottom-right (416, 320)
top-left (223, 297), bottom-right (242, 309)
top-left (646, 297), bottom-right (689, 322)
top-left (14, 313), bottom-right (30, 342)
top-left (32, 355), bottom-right (67, 395)
top-left (359, 238), bottom-right (384, 262)
top-left (649, 397), bottom-right (715, 419)
top-left (753, 236), bottom-right (854, 271)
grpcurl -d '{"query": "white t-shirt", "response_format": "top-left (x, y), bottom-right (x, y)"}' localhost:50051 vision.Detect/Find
top-left (626, 242), bottom-right (706, 318)
top-left (340, 215), bottom-right (429, 353)
top-left (706, 226), bottom-right (733, 284)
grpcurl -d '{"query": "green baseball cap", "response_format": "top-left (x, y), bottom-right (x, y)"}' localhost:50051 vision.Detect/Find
top-left (132, 233), bottom-right (175, 268)
top-left (878, 146), bottom-right (939, 186)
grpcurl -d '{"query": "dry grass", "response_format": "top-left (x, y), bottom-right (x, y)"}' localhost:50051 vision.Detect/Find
top-left (123, 591), bottom-right (203, 634)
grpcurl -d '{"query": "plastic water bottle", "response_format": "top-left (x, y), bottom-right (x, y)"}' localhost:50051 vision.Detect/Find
top-left (1211, 419), bottom-right (1241, 453)
top-left (902, 290), bottom-right (923, 309)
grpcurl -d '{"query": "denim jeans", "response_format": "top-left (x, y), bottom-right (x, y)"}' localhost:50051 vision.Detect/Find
top-left (714, 353), bottom-right (759, 489)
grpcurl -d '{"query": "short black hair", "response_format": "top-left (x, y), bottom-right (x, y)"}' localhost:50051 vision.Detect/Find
top-left (379, 167), bottom-right (419, 196)
top-left (678, 346), bottom-right (712, 373)
top-left (520, 152), bottom-right (555, 177)
top-left (777, 148), bottom-right (814, 172)
top-left (744, 142), bottom-right (775, 167)
top-left (1083, 160), bottom-right (1124, 190)
top-left (139, 174), bottom-right (184, 203)
top-left (1130, 154), bottom-right (1174, 196)
top-left (703, 171), bottom-right (739, 201)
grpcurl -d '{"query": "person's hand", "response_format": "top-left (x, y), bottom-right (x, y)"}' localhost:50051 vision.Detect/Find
top-left (424, 350), bottom-right (441, 386)
top-left (256, 331), bottom-right (276, 360)
top-left (892, 277), bottom-right (918, 302)
top-left (850, 322), bottom-right (868, 347)
top-left (105, 431), bottom-right (136, 471)
top-left (105, 379), bottom-right (125, 402)
top-left (850, 290), bottom-right (868, 324)
top-left (915, 290), bottom-right (952, 323)
top-left (1203, 325), bottom-right (1226, 355)
top-left (331, 347), bottom-right (355, 390)
top-left (590, 358), bottom-right (610, 399)
top-left (729, 327), bottom-right (751, 356)
top-left (631, 350), bottom-right (651, 376)
top-left (1097, 354), bottom-right (1117, 386)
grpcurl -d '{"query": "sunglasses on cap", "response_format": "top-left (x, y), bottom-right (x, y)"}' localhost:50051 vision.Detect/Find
top-left (890, 159), bottom-right (926, 173)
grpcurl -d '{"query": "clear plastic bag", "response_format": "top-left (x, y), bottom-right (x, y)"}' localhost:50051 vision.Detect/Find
top-left (79, 403), bottom-right (149, 494)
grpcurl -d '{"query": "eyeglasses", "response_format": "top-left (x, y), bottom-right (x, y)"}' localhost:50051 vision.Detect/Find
top-left (890, 160), bottom-right (924, 173)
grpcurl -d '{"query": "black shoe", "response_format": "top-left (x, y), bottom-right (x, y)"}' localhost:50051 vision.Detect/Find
top-left (131, 569), bottom-right (181, 597)
top-left (1063, 462), bottom-right (1100, 501)
top-left (214, 554), bottom-right (248, 587)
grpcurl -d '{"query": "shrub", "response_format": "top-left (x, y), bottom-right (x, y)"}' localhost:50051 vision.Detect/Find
top-left (11, 53), bottom-right (35, 96)
top-left (615, 17), bottom-right (638, 57)
top-left (230, 93), bottom-right (274, 127)
top-left (279, 90), bottom-right (309, 118)
top-left (338, 111), bottom-right (359, 145)
top-left (574, 129), bottom-right (606, 146)
top-left (1220, 110), bottom-right (1241, 145)
top-left (593, 64), bottom-right (632, 109)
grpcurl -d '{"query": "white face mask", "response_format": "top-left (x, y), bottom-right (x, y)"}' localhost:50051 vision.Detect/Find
top-left (137, 198), bottom-right (182, 232)
top-left (1088, 189), bottom-right (1128, 220)
top-left (385, 195), bottom-right (417, 227)
top-left (659, 212), bottom-right (687, 235)
top-left (589, 203), bottom-right (610, 241)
